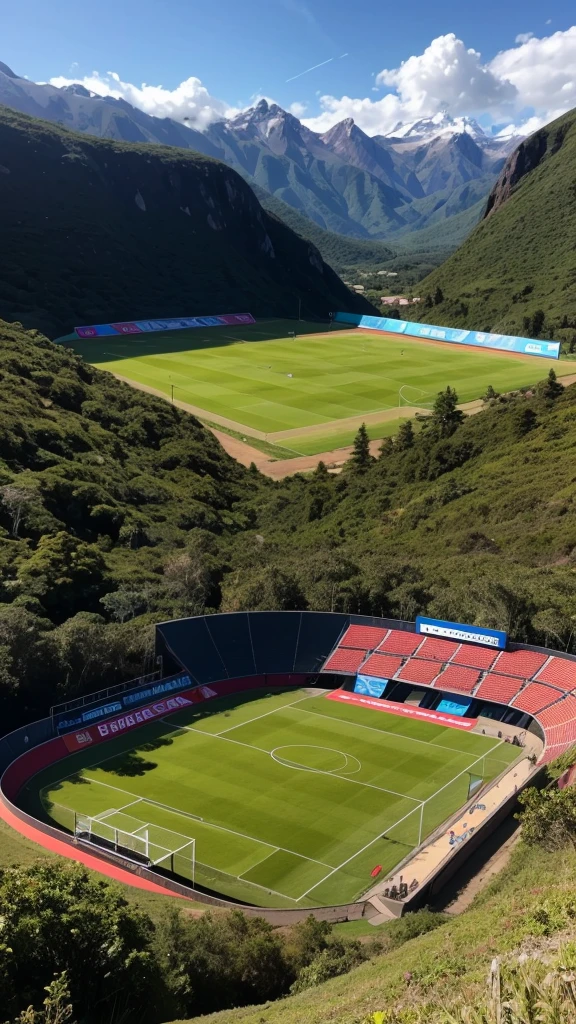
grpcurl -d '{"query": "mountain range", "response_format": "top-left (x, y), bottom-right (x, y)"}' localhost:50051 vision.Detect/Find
top-left (0, 105), bottom-right (372, 336)
top-left (0, 61), bottom-right (519, 248)
top-left (417, 106), bottom-right (576, 337)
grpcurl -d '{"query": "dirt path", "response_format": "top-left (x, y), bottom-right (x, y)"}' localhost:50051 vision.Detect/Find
top-left (443, 828), bottom-right (520, 915)
top-left (210, 430), bottom-right (385, 479)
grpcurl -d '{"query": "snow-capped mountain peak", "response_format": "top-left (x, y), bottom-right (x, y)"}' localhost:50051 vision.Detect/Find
top-left (384, 113), bottom-right (488, 141)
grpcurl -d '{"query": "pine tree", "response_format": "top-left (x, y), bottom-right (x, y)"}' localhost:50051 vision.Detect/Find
top-left (350, 424), bottom-right (373, 471)
top-left (428, 386), bottom-right (465, 438)
top-left (540, 368), bottom-right (564, 401)
top-left (483, 384), bottom-right (499, 404)
top-left (434, 286), bottom-right (444, 305)
top-left (395, 419), bottom-right (415, 451)
top-left (378, 436), bottom-right (394, 459)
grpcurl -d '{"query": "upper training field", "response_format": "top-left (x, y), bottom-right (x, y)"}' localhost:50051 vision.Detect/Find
top-left (68, 318), bottom-right (572, 450)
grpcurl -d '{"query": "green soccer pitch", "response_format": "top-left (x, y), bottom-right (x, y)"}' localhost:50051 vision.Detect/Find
top-left (27, 689), bottom-right (520, 908)
top-left (66, 318), bottom-right (569, 439)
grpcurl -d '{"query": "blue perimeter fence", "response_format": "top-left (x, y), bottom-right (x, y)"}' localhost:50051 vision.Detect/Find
top-left (334, 312), bottom-right (560, 359)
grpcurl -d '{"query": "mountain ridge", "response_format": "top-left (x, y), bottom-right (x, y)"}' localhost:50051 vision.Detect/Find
top-left (0, 104), bottom-right (372, 336)
top-left (0, 63), bottom-right (518, 248)
top-left (415, 106), bottom-right (576, 336)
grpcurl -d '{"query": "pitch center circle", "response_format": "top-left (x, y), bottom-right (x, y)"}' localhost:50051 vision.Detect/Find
top-left (270, 744), bottom-right (362, 775)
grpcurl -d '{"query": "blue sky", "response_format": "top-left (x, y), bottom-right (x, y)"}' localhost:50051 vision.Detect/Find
top-left (3, 0), bottom-right (575, 135)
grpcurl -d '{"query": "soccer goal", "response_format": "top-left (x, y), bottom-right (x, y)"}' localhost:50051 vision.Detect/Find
top-left (74, 812), bottom-right (195, 886)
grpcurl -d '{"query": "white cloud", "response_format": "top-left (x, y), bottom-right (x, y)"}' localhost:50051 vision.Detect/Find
top-left (490, 26), bottom-right (576, 119)
top-left (515, 32), bottom-right (534, 44)
top-left (303, 26), bottom-right (576, 136)
top-left (289, 101), bottom-right (308, 116)
top-left (48, 70), bottom-right (238, 129)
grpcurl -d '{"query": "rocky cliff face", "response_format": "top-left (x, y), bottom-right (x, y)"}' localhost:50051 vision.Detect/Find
top-left (484, 129), bottom-right (550, 218)
top-left (0, 106), bottom-right (372, 336)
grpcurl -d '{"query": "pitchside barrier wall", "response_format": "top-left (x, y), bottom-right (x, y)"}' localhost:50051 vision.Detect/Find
top-left (74, 312), bottom-right (256, 339)
top-left (333, 312), bottom-right (561, 359)
top-left (0, 679), bottom-right (383, 924)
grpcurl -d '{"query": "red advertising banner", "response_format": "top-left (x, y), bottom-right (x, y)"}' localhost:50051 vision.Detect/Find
top-left (62, 694), bottom-right (194, 752)
top-left (326, 689), bottom-right (478, 731)
top-left (61, 674), bottom-right (311, 753)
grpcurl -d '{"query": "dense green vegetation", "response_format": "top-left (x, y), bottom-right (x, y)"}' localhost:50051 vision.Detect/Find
top-left (0, 106), bottom-right (371, 338)
top-left (0, 319), bottom-right (257, 728)
top-left (4, 318), bottom-right (576, 731)
top-left (417, 107), bottom-right (576, 341)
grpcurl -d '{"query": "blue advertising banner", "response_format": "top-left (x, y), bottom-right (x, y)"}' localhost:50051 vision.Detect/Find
top-left (55, 674), bottom-right (192, 733)
top-left (333, 312), bottom-right (560, 359)
top-left (416, 616), bottom-right (507, 650)
top-left (437, 696), bottom-right (472, 717)
top-left (354, 675), bottom-right (388, 697)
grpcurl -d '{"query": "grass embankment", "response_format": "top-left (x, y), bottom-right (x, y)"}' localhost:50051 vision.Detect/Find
top-left (182, 842), bottom-right (576, 1024)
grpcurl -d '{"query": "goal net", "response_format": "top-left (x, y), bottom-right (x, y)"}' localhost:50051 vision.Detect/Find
top-left (74, 812), bottom-right (195, 885)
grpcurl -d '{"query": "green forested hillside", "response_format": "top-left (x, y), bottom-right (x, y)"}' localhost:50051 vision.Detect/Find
top-left (416, 108), bottom-right (576, 337)
top-left (4, 317), bottom-right (576, 738)
top-left (0, 320), bottom-right (256, 727)
top-left (0, 106), bottom-right (371, 337)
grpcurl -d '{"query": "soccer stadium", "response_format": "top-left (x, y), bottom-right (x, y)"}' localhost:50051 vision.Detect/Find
top-left (2, 610), bottom-right (576, 923)
top-left (61, 311), bottom-right (570, 457)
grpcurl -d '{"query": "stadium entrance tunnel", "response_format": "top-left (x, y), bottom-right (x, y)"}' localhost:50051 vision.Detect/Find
top-left (1, 611), bottom-right (572, 919)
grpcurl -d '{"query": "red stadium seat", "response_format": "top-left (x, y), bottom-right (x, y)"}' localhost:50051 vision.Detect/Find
top-left (541, 722), bottom-right (576, 747)
top-left (536, 656), bottom-right (576, 693)
top-left (512, 682), bottom-right (562, 714)
top-left (433, 665), bottom-right (480, 693)
top-left (492, 650), bottom-right (548, 679)
top-left (537, 694), bottom-right (576, 728)
top-left (415, 636), bottom-right (460, 662)
top-left (339, 625), bottom-right (389, 650)
top-left (377, 629), bottom-right (422, 656)
top-left (323, 648), bottom-right (368, 673)
top-left (451, 645), bottom-right (499, 671)
top-left (397, 659), bottom-right (440, 685)
top-left (475, 673), bottom-right (523, 704)
top-left (358, 653), bottom-right (403, 679)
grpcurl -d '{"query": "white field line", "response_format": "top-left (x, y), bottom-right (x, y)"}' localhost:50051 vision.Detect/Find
top-left (172, 720), bottom-right (420, 804)
top-left (296, 799), bottom-right (424, 901)
top-left (82, 770), bottom-right (334, 871)
top-left (290, 699), bottom-right (504, 759)
top-left (95, 798), bottom-right (143, 821)
top-left (214, 693), bottom-right (308, 735)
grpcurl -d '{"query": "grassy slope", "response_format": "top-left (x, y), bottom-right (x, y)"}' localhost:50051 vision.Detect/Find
top-left (70, 324), bottom-right (567, 434)
top-left (417, 108), bottom-right (576, 334)
top-left (179, 842), bottom-right (576, 1024)
top-left (0, 106), bottom-right (372, 338)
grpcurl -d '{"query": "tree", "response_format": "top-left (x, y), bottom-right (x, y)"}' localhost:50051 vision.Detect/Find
top-left (517, 786), bottom-right (576, 850)
top-left (378, 436), bottom-right (395, 459)
top-left (17, 533), bottom-right (106, 620)
top-left (530, 309), bottom-right (546, 337)
top-left (0, 485), bottom-right (34, 538)
top-left (350, 424), bottom-right (373, 471)
top-left (6, 973), bottom-right (74, 1024)
top-left (0, 863), bottom-right (166, 1023)
top-left (482, 384), bottom-right (500, 404)
top-left (428, 386), bottom-right (465, 438)
top-left (395, 419), bottom-right (414, 451)
top-left (162, 551), bottom-right (211, 616)
top-left (539, 368), bottom-right (564, 401)
top-left (514, 406), bottom-right (538, 436)
top-left (434, 286), bottom-right (444, 305)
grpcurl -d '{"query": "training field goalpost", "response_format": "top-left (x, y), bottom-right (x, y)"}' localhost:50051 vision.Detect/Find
top-left (74, 812), bottom-right (196, 887)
